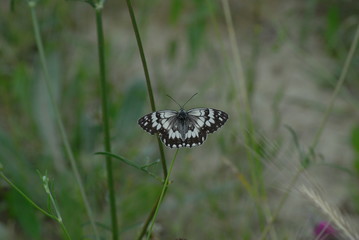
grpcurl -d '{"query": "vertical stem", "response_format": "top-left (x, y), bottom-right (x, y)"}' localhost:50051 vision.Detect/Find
top-left (146, 149), bottom-right (179, 240)
top-left (28, 2), bottom-right (100, 239)
top-left (125, 0), bottom-right (167, 178)
top-left (95, 6), bottom-right (118, 240)
top-left (125, 0), bottom-right (169, 237)
top-left (136, 196), bottom-right (161, 240)
top-left (44, 177), bottom-right (72, 240)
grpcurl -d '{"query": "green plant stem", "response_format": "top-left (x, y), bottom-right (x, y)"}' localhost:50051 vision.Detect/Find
top-left (0, 172), bottom-right (56, 220)
top-left (146, 149), bottom-right (179, 240)
top-left (125, 1), bottom-right (169, 237)
top-left (59, 223), bottom-right (72, 240)
top-left (95, 5), bottom-right (118, 240)
top-left (125, 0), bottom-right (167, 178)
top-left (44, 177), bottom-right (72, 240)
top-left (136, 195), bottom-right (162, 240)
top-left (136, 149), bottom-right (179, 240)
top-left (28, 2), bottom-right (99, 239)
top-left (259, 22), bottom-right (359, 239)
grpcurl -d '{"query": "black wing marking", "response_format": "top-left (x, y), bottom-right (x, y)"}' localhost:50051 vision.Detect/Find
top-left (159, 119), bottom-right (208, 148)
top-left (187, 108), bottom-right (228, 133)
top-left (138, 110), bottom-right (177, 135)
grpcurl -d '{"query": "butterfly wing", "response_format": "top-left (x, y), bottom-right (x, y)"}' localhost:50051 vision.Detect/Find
top-left (157, 117), bottom-right (208, 148)
top-left (187, 108), bottom-right (228, 133)
top-left (164, 108), bottom-right (228, 148)
top-left (138, 108), bottom-right (228, 148)
top-left (138, 110), bottom-right (177, 135)
top-left (181, 121), bottom-right (208, 148)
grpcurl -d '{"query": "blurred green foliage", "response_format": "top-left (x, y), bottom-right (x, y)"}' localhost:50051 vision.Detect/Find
top-left (168, 0), bottom-right (217, 66)
top-left (6, 190), bottom-right (41, 239)
top-left (0, 0), bottom-right (358, 239)
top-left (351, 125), bottom-right (359, 174)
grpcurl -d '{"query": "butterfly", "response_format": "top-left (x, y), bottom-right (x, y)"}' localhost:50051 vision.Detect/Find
top-left (138, 95), bottom-right (228, 148)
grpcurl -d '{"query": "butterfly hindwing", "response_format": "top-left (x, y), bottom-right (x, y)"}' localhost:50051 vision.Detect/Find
top-left (159, 119), bottom-right (208, 148)
top-left (181, 123), bottom-right (208, 147)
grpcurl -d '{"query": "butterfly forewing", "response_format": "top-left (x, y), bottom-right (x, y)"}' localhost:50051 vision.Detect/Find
top-left (138, 108), bottom-right (228, 148)
top-left (187, 108), bottom-right (228, 133)
top-left (138, 110), bottom-right (177, 135)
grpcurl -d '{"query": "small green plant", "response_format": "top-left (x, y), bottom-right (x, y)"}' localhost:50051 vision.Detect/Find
top-left (0, 169), bottom-right (71, 239)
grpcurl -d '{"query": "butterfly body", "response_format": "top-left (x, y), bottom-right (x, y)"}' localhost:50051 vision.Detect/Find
top-left (138, 108), bottom-right (228, 148)
top-left (175, 109), bottom-right (190, 140)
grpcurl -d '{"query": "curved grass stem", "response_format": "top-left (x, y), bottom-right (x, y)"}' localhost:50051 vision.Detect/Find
top-left (28, 2), bottom-right (99, 239)
top-left (0, 172), bottom-right (56, 221)
top-left (125, 1), bottom-right (170, 237)
top-left (125, 0), bottom-right (167, 178)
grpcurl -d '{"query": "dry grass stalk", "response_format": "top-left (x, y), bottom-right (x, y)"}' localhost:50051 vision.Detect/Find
top-left (299, 185), bottom-right (359, 240)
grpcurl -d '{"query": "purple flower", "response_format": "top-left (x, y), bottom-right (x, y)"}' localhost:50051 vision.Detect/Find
top-left (314, 221), bottom-right (338, 240)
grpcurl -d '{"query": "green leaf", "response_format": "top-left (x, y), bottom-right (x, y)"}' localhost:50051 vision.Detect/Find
top-left (10, 0), bottom-right (16, 12)
top-left (187, 16), bottom-right (206, 64)
top-left (351, 125), bottom-right (359, 154)
top-left (285, 125), bottom-right (313, 168)
top-left (325, 5), bottom-right (340, 53)
top-left (169, 0), bottom-right (183, 24)
top-left (353, 156), bottom-right (359, 175)
top-left (285, 125), bottom-right (303, 156)
top-left (167, 38), bottom-right (178, 60)
top-left (95, 152), bottom-right (162, 182)
top-left (12, 64), bottom-right (32, 117)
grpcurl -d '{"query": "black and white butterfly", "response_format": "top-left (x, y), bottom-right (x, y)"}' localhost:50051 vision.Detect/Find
top-left (138, 95), bottom-right (228, 148)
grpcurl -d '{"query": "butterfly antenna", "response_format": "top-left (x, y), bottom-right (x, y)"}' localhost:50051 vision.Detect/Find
top-left (166, 94), bottom-right (182, 108)
top-left (182, 93), bottom-right (198, 108)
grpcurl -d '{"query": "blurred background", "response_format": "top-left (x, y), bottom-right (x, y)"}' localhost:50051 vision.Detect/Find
top-left (0, 0), bottom-right (359, 239)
